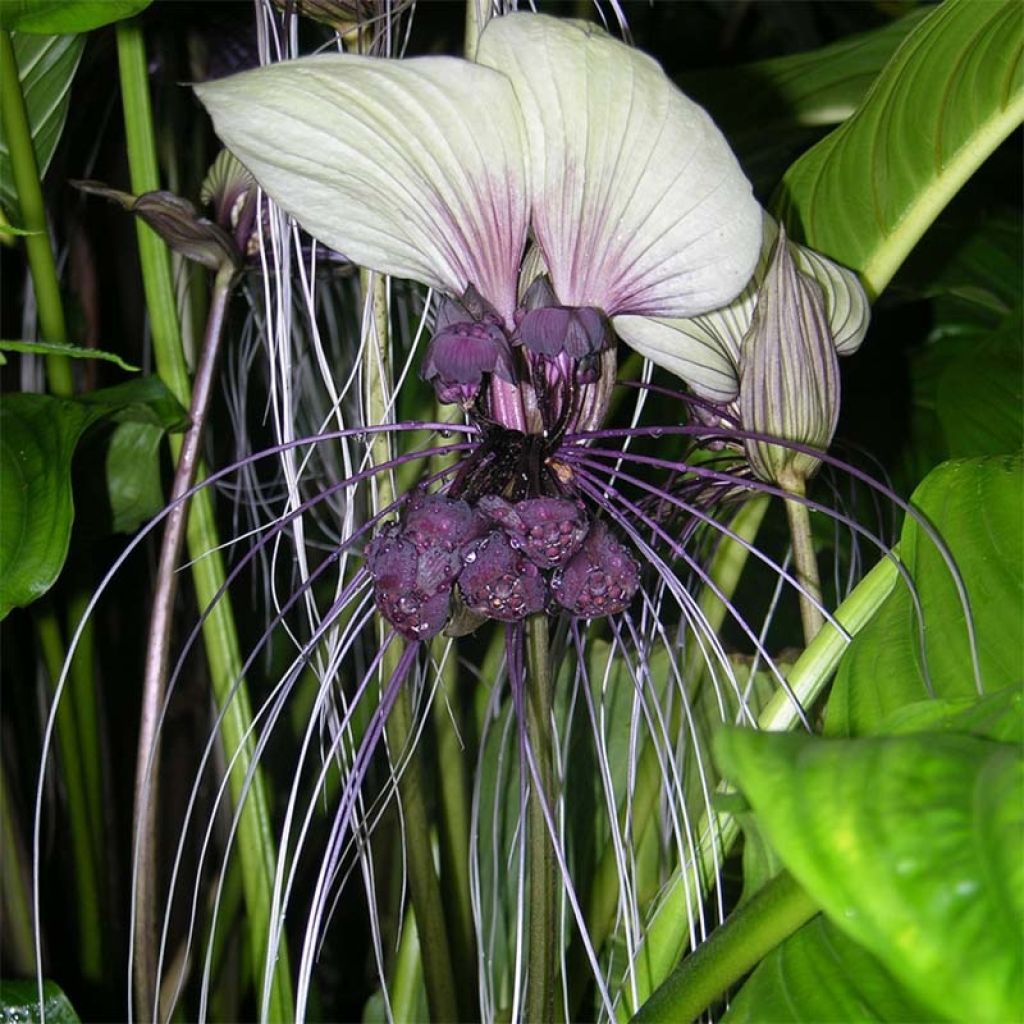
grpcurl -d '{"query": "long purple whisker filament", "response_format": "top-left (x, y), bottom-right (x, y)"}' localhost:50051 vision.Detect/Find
top-left (568, 422), bottom-right (982, 694)
top-left (567, 451), bottom-right (841, 636)
top-left (571, 467), bottom-right (812, 730)
top-left (295, 641), bottom-right (419, 1021)
top-left (166, 574), bottom-right (376, 1019)
top-left (568, 446), bottom-right (937, 697)
top-left (56, 430), bottom-right (468, 1018)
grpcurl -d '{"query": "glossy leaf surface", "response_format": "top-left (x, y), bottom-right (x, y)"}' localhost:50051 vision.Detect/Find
top-left (715, 728), bottom-right (1024, 1023)
top-left (777, 0), bottom-right (1024, 297)
top-left (0, 980), bottom-right (80, 1023)
top-left (0, 33), bottom-right (83, 215)
top-left (827, 455), bottom-right (1023, 734)
top-left (0, 378), bottom-right (186, 617)
top-left (0, 2), bottom-right (150, 32)
top-left (723, 915), bottom-right (936, 1023)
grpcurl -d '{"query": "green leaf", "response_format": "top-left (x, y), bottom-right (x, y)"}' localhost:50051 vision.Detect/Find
top-left (723, 915), bottom-right (937, 1023)
top-left (0, 378), bottom-right (187, 617)
top-left (715, 728), bottom-right (1024, 1023)
top-left (879, 682), bottom-right (1023, 744)
top-left (0, 979), bottom-right (81, 1023)
top-left (0, 393), bottom-right (94, 618)
top-left (105, 421), bottom-right (165, 533)
top-left (1, 339), bottom-right (140, 372)
top-left (684, 10), bottom-right (928, 143)
top-left (0, 33), bottom-right (84, 215)
top-left (827, 455), bottom-right (1024, 734)
top-left (777, 0), bottom-right (1024, 298)
top-left (0, 2), bottom-right (151, 33)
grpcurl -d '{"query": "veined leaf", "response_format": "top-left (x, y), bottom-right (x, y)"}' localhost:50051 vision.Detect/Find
top-left (723, 915), bottom-right (938, 1023)
top-left (777, 0), bottom-right (1024, 298)
top-left (683, 10), bottom-right (929, 138)
top-left (0, 378), bottom-right (187, 618)
top-left (715, 729), bottom-right (1024, 1023)
top-left (0, 2), bottom-right (151, 33)
top-left (827, 455), bottom-right (1023, 735)
top-left (0, 32), bottom-right (84, 216)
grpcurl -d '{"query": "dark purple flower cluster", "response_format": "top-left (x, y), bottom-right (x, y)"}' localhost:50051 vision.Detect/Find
top-left (365, 491), bottom-right (640, 639)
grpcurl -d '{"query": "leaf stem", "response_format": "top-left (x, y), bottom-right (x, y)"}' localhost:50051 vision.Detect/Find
top-left (116, 22), bottom-right (293, 1021)
top-left (1, 760), bottom-right (36, 976)
top-left (631, 871), bottom-right (818, 1023)
top-left (525, 614), bottom-right (558, 1024)
top-left (780, 472), bottom-right (825, 645)
top-left (0, 30), bottom-right (73, 396)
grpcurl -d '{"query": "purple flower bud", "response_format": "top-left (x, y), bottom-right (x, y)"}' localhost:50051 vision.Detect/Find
top-left (365, 525), bottom-right (451, 639)
top-left (514, 276), bottom-right (610, 358)
top-left (551, 522), bottom-right (639, 618)
top-left (404, 493), bottom-right (486, 591)
top-left (477, 495), bottom-right (589, 569)
top-left (458, 531), bottom-right (547, 622)
top-left (422, 289), bottom-right (515, 404)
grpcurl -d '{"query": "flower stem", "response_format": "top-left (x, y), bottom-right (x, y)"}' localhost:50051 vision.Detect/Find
top-left (1, 760), bottom-right (36, 976)
top-left (132, 262), bottom-right (236, 1019)
top-left (361, 269), bottom-right (458, 1022)
top-left (631, 871), bottom-right (818, 1023)
top-left (0, 29), bottom-right (73, 396)
top-left (117, 22), bottom-right (292, 1021)
top-left (780, 471), bottom-right (825, 645)
top-left (525, 614), bottom-right (558, 1024)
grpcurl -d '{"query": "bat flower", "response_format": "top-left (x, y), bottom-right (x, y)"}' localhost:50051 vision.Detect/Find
top-left (195, 11), bottom-right (762, 414)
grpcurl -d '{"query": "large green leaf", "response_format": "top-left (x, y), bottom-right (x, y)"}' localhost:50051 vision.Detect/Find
top-left (683, 10), bottom-right (928, 144)
top-left (878, 682), bottom-right (1023, 744)
top-left (0, 378), bottom-right (187, 617)
top-left (0, 980), bottom-right (80, 1023)
top-left (0, 2), bottom-right (151, 33)
top-left (827, 455), bottom-right (1023, 735)
top-left (723, 915), bottom-right (935, 1023)
top-left (715, 728), bottom-right (1024, 1023)
top-left (0, 32), bottom-right (83, 216)
top-left (777, 0), bottom-right (1024, 298)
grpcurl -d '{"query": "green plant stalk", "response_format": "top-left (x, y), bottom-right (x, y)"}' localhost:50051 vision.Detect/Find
top-left (0, 30), bottom-right (73, 397)
top-left (623, 553), bottom-right (899, 1015)
top-left (631, 871), bottom-right (818, 1023)
top-left (390, 899), bottom-right (425, 1022)
top-left (432, 642), bottom-right (478, 1017)
top-left (780, 471), bottom-right (825, 645)
top-left (1, 760), bottom-right (35, 975)
top-left (525, 614), bottom-right (558, 1024)
top-left (116, 22), bottom-right (293, 1021)
top-left (132, 262), bottom-right (236, 1019)
top-left (361, 269), bottom-right (458, 1023)
top-left (585, 496), bottom-right (771, 961)
top-left (35, 609), bottom-right (103, 981)
top-left (66, 588), bottom-right (104, 899)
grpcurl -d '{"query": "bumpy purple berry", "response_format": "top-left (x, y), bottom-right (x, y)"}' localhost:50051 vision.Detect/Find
top-left (457, 531), bottom-right (546, 622)
top-left (551, 521), bottom-right (640, 618)
top-left (477, 495), bottom-right (589, 569)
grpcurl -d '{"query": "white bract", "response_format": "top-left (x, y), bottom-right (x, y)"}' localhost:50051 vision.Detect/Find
top-left (195, 12), bottom-right (763, 400)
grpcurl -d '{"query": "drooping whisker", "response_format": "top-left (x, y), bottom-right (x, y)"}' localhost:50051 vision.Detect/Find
top-left (295, 640), bottom-right (419, 1022)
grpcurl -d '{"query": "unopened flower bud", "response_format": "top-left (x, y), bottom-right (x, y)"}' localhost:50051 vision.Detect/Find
top-left (74, 180), bottom-right (240, 271)
top-left (739, 225), bottom-right (840, 490)
top-left (457, 531), bottom-right (547, 622)
top-left (476, 495), bottom-right (589, 569)
top-left (422, 286), bottom-right (515, 405)
top-left (201, 149), bottom-right (260, 257)
top-left (514, 275), bottom-right (610, 358)
top-left (551, 521), bottom-right (639, 618)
